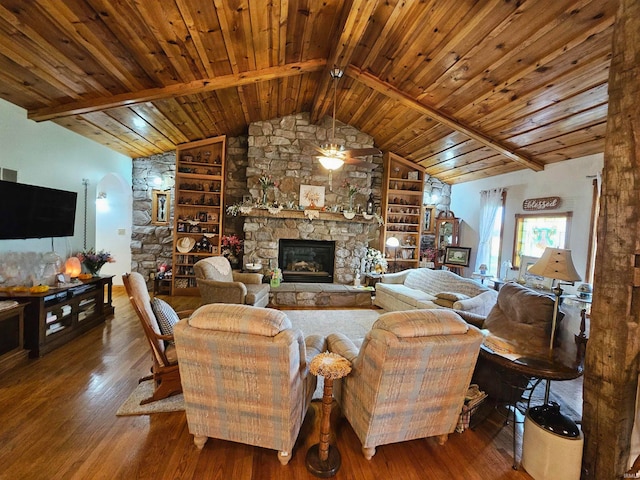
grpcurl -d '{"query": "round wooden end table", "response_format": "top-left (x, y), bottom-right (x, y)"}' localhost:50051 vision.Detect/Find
top-left (306, 352), bottom-right (351, 478)
top-left (479, 345), bottom-right (584, 469)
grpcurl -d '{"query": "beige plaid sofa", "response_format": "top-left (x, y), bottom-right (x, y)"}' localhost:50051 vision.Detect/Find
top-left (327, 309), bottom-right (483, 459)
top-left (374, 268), bottom-right (497, 315)
top-left (174, 303), bottom-right (325, 465)
top-left (194, 256), bottom-right (270, 307)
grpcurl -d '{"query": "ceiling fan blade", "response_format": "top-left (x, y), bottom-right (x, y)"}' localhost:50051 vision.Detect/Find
top-left (304, 141), bottom-right (331, 157)
top-left (344, 148), bottom-right (382, 158)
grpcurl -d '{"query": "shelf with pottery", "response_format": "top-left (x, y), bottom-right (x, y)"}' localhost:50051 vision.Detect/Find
top-left (381, 152), bottom-right (425, 271)
top-left (173, 135), bottom-right (226, 296)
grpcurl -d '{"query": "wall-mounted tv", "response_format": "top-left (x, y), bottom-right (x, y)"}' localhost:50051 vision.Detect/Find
top-left (0, 180), bottom-right (77, 239)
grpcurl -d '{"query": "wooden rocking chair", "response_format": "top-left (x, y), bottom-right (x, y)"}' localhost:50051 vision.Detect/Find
top-left (123, 272), bottom-right (191, 405)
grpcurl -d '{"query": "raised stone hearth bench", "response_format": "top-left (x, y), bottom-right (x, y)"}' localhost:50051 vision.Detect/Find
top-left (270, 283), bottom-right (373, 308)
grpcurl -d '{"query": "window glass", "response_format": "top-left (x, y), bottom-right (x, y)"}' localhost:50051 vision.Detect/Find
top-left (513, 213), bottom-right (572, 267)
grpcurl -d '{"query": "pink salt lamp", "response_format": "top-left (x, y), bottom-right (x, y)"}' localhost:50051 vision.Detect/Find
top-left (64, 257), bottom-right (82, 278)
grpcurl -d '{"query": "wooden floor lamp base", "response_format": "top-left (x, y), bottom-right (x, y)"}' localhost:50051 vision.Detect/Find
top-left (305, 443), bottom-right (341, 478)
top-left (305, 352), bottom-right (352, 478)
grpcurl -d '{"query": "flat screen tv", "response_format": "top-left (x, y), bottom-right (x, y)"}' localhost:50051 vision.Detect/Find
top-left (0, 180), bottom-right (77, 239)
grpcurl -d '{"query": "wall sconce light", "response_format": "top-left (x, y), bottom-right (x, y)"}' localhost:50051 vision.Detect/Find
top-left (96, 191), bottom-right (108, 211)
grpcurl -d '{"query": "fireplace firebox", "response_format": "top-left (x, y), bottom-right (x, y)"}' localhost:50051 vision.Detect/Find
top-left (278, 239), bottom-right (335, 283)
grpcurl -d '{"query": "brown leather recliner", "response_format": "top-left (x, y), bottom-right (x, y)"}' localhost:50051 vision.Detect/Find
top-left (455, 282), bottom-right (563, 401)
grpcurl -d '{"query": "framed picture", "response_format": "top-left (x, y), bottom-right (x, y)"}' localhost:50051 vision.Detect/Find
top-left (423, 206), bottom-right (435, 233)
top-left (519, 255), bottom-right (554, 290)
top-left (198, 211), bottom-right (208, 222)
top-left (299, 184), bottom-right (325, 207)
top-left (444, 246), bottom-right (471, 267)
top-left (151, 190), bottom-right (170, 225)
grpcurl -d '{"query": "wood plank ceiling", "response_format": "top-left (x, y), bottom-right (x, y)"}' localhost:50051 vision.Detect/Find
top-left (0, 0), bottom-right (614, 184)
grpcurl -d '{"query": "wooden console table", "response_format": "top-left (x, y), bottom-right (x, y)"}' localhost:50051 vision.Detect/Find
top-left (0, 276), bottom-right (115, 357)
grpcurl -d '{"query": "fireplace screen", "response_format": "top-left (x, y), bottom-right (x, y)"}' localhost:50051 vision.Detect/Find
top-left (278, 239), bottom-right (335, 283)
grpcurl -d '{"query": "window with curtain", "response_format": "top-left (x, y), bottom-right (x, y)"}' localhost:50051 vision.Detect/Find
top-left (476, 189), bottom-right (505, 277)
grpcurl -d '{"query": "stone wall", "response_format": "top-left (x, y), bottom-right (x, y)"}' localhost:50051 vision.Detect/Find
top-left (131, 152), bottom-right (175, 281)
top-left (246, 113), bottom-right (384, 211)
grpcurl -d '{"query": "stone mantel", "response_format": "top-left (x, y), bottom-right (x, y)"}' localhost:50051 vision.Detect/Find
top-left (239, 207), bottom-right (379, 224)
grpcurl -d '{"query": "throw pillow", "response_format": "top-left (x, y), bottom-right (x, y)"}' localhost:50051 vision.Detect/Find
top-left (433, 298), bottom-right (455, 308)
top-left (436, 292), bottom-right (471, 302)
top-left (151, 297), bottom-right (180, 342)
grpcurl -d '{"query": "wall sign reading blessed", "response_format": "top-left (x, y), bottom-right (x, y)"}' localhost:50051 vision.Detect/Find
top-left (522, 196), bottom-right (561, 211)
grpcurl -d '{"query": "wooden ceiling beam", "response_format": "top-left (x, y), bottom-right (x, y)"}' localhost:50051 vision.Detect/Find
top-left (310, 0), bottom-right (380, 125)
top-left (346, 65), bottom-right (544, 172)
top-left (29, 59), bottom-right (326, 122)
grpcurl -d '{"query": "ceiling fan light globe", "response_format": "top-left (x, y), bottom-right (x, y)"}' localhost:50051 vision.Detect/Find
top-left (318, 156), bottom-right (344, 171)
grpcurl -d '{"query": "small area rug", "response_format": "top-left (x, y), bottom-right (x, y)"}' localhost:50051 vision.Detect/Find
top-left (116, 309), bottom-right (380, 416)
top-left (116, 380), bottom-right (184, 416)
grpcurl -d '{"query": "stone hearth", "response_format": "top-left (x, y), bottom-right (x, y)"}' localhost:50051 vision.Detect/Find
top-left (269, 283), bottom-right (373, 308)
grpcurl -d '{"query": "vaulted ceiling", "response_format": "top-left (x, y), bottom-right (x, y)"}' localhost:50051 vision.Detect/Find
top-left (0, 0), bottom-right (614, 183)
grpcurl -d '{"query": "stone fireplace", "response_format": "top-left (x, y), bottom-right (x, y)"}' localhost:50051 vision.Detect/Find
top-left (279, 239), bottom-right (335, 283)
top-left (239, 112), bottom-right (383, 284)
top-left (241, 209), bottom-right (376, 284)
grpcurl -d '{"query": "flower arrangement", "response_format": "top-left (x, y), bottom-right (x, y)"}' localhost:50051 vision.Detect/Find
top-left (364, 247), bottom-right (387, 274)
top-left (259, 174), bottom-right (278, 190)
top-left (342, 180), bottom-right (360, 198)
top-left (421, 247), bottom-right (437, 262)
top-left (221, 234), bottom-right (243, 257)
top-left (77, 249), bottom-right (115, 276)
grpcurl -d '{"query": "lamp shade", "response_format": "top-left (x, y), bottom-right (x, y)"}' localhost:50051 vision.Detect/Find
top-left (386, 237), bottom-right (400, 248)
top-left (318, 156), bottom-right (344, 171)
top-left (527, 248), bottom-right (581, 282)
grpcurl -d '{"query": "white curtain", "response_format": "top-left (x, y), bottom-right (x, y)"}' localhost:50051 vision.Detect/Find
top-left (476, 188), bottom-right (504, 274)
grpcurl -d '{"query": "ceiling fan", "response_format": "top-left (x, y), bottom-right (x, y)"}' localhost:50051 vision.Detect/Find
top-left (311, 67), bottom-right (381, 188)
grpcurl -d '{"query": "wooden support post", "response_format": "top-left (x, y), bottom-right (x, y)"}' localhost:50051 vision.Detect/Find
top-left (582, 0), bottom-right (640, 478)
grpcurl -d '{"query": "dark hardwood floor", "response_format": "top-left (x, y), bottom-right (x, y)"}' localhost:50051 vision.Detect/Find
top-left (0, 288), bottom-right (543, 480)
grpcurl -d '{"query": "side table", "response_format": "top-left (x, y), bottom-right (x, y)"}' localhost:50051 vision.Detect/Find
top-left (471, 272), bottom-right (493, 285)
top-left (364, 273), bottom-right (382, 288)
top-left (479, 345), bottom-right (583, 469)
top-left (153, 277), bottom-right (172, 296)
top-left (306, 352), bottom-right (352, 478)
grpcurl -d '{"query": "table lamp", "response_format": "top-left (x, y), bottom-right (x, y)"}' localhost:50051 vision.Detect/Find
top-left (386, 237), bottom-right (400, 273)
top-left (527, 247), bottom-right (581, 403)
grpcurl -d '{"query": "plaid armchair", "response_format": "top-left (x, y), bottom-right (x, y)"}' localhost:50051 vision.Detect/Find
top-left (194, 256), bottom-right (270, 307)
top-left (174, 304), bottom-right (325, 465)
top-left (327, 309), bottom-right (483, 459)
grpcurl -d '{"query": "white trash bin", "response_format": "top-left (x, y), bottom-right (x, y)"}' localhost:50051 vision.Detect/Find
top-left (521, 403), bottom-right (583, 480)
